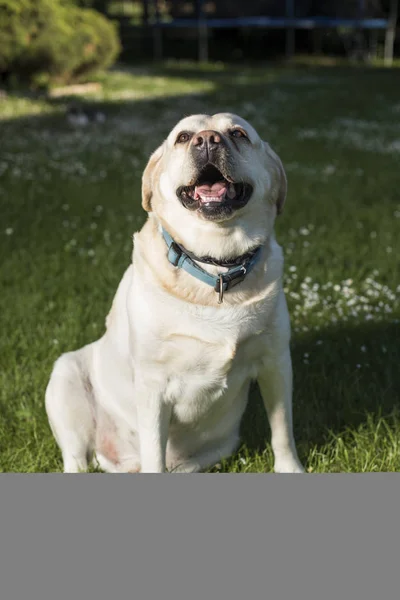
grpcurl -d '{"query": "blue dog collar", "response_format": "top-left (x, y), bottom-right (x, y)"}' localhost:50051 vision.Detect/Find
top-left (162, 227), bottom-right (262, 303)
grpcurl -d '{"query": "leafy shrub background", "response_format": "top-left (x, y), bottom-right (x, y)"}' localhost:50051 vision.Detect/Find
top-left (0, 0), bottom-right (121, 86)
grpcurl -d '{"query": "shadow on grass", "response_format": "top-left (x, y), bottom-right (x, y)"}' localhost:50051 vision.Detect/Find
top-left (239, 319), bottom-right (400, 465)
top-left (3, 61), bottom-right (400, 157)
top-left (117, 60), bottom-right (400, 117)
top-left (0, 63), bottom-right (283, 124)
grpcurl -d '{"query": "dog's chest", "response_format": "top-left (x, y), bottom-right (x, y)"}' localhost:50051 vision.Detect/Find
top-left (158, 306), bottom-right (268, 417)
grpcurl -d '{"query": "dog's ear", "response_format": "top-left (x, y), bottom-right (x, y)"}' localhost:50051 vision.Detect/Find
top-left (263, 142), bottom-right (287, 215)
top-left (274, 153), bottom-right (287, 215)
top-left (142, 143), bottom-right (165, 212)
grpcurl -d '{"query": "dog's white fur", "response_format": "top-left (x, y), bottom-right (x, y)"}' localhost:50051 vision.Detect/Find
top-left (45, 113), bottom-right (304, 473)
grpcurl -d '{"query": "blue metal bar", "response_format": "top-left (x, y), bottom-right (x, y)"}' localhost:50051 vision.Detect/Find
top-left (152, 17), bottom-right (389, 30)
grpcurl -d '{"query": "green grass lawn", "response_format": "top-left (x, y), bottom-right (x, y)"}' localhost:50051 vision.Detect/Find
top-left (1, 63), bottom-right (399, 472)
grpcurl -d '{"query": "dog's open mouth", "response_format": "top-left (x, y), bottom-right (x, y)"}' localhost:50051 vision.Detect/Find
top-left (177, 164), bottom-right (253, 215)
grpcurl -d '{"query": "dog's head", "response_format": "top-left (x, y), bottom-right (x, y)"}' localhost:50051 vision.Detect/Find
top-left (142, 113), bottom-right (286, 234)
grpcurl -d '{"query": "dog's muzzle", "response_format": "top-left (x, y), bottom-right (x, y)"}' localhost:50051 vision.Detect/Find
top-left (176, 160), bottom-right (253, 221)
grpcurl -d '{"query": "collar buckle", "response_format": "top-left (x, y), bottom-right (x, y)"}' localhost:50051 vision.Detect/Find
top-left (168, 241), bottom-right (183, 267)
top-left (215, 265), bottom-right (247, 303)
top-left (162, 226), bottom-right (261, 304)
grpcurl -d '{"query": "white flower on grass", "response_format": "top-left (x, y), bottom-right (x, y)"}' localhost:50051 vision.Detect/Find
top-left (297, 128), bottom-right (318, 139)
top-left (299, 227), bottom-right (310, 236)
top-left (62, 204), bottom-right (69, 211)
top-left (323, 165), bottom-right (336, 175)
top-left (361, 345), bottom-right (367, 352)
top-left (289, 265), bottom-right (297, 272)
top-left (370, 231), bottom-right (377, 239)
top-left (238, 457), bottom-right (247, 465)
top-left (87, 249), bottom-right (95, 257)
top-left (5, 227), bottom-right (13, 235)
top-left (52, 339), bottom-right (59, 345)
top-left (90, 223), bottom-right (98, 230)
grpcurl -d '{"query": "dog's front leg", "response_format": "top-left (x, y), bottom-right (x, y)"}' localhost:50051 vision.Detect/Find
top-left (135, 379), bottom-right (171, 473)
top-left (258, 348), bottom-right (304, 473)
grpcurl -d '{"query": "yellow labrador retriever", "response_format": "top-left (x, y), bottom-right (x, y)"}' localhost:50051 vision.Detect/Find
top-left (45, 113), bottom-right (304, 473)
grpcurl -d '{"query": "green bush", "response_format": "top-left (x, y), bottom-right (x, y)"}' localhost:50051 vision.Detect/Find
top-left (67, 8), bottom-right (121, 78)
top-left (0, 0), bottom-right (120, 85)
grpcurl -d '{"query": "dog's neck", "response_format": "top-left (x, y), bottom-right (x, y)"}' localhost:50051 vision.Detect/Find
top-left (160, 225), bottom-right (264, 303)
top-left (133, 215), bottom-right (276, 307)
top-left (163, 230), bottom-right (262, 268)
top-left (154, 214), bottom-right (270, 264)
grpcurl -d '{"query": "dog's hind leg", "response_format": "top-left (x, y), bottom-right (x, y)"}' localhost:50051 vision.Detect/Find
top-left (45, 349), bottom-right (96, 473)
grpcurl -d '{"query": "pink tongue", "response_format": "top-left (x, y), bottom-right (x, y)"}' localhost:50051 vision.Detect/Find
top-left (195, 181), bottom-right (227, 198)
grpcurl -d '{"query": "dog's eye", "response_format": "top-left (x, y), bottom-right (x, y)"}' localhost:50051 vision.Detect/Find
top-left (176, 132), bottom-right (191, 144)
top-left (230, 129), bottom-right (247, 139)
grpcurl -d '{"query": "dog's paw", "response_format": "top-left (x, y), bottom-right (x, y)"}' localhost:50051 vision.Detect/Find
top-left (168, 461), bottom-right (202, 473)
top-left (274, 457), bottom-right (305, 473)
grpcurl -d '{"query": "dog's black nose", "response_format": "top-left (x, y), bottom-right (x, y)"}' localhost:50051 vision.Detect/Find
top-left (193, 130), bottom-right (222, 153)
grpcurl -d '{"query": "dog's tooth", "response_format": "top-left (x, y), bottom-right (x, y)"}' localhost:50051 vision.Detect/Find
top-left (200, 195), bottom-right (221, 202)
top-left (227, 183), bottom-right (236, 199)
